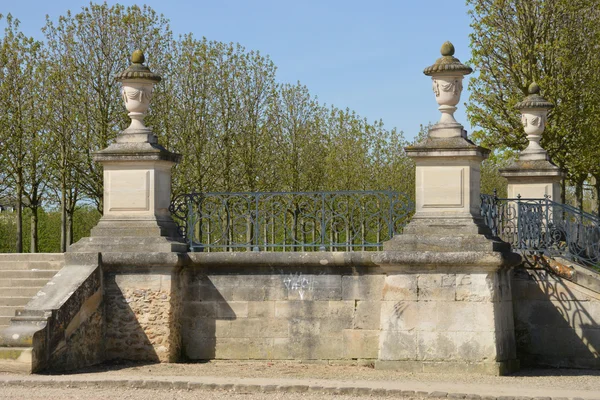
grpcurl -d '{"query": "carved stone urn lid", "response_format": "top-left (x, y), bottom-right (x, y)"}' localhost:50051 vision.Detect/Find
top-left (423, 41), bottom-right (473, 76)
top-left (515, 82), bottom-right (553, 110)
top-left (115, 50), bottom-right (161, 82)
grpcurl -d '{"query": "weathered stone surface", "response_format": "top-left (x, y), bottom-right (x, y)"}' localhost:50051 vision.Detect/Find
top-left (418, 274), bottom-right (457, 300)
top-left (343, 329), bottom-right (379, 359)
top-left (105, 271), bottom-right (180, 363)
top-left (382, 274), bottom-right (418, 301)
top-left (353, 301), bottom-right (381, 330)
top-left (342, 275), bottom-right (384, 300)
top-left (379, 330), bottom-right (418, 360)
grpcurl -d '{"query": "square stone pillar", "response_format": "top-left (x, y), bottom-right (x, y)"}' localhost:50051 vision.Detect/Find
top-left (381, 42), bottom-right (520, 375)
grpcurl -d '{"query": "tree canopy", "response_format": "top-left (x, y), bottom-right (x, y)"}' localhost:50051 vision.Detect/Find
top-left (0, 3), bottom-right (415, 252)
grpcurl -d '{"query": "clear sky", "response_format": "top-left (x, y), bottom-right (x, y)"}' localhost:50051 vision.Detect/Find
top-left (1, 0), bottom-right (474, 141)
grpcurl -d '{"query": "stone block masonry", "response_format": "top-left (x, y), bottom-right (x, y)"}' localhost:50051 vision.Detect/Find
top-left (378, 270), bottom-right (516, 371)
top-left (181, 262), bottom-right (382, 362)
top-left (11, 249), bottom-right (600, 374)
top-left (177, 251), bottom-right (519, 374)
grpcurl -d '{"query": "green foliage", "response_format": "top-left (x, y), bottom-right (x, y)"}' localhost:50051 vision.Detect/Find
top-left (467, 0), bottom-right (600, 210)
top-left (0, 207), bottom-right (100, 252)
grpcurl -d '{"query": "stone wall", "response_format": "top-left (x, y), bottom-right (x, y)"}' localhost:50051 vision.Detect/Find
top-left (181, 265), bottom-right (380, 361)
top-left (180, 253), bottom-right (517, 374)
top-left (512, 266), bottom-right (600, 369)
top-left (104, 268), bottom-right (181, 363)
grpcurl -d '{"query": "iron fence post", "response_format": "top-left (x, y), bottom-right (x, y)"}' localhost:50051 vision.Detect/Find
top-left (320, 192), bottom-right (326, 251)
top-left (253, 193), bottom-right (260, 252)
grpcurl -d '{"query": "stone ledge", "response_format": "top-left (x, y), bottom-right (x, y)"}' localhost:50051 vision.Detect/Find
top-left (92, 250), bottom-right (522, 272)
top-left (93, 142), bottom-right (181, 163)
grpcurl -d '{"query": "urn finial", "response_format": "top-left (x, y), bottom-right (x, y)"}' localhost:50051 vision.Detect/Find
top-left (131, 49), bottom-right (145, 64)
top-left (440, 41), bottom-right (455, 56)
top-left (115, 49), bottom-right (161, 142)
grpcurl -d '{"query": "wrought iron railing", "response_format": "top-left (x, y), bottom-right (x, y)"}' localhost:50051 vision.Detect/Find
top-left (169, 190), bottom-right (414, 252)
top-left (481, 192), bottom-right (600, 267)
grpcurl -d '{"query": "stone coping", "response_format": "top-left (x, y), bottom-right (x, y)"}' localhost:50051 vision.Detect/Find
top-left (500, 159), bottom-right (564, 177)
top-left (96, 249), bottom-right (520, 272)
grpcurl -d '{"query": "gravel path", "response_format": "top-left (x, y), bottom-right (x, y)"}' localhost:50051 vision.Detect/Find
top-left (0, 387), bottom-right (375, 400)
top-left (1, 361), bottom-right (599, 399)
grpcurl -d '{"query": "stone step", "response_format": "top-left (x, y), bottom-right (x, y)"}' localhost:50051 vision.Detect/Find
top-left (0, 278), bottom-right (51, 287)
top-left (0, 253), bottom-right (64, 262)
top-left (0, 316), bottom-right (12, 326)
top-left (0, 297), bottom-right (31, 307)
top-left (91, 226), bottom-right (168, 237)
top-left (0, 288), bottom-right (41, 297)
top-left (69, 235), bottom-right (187, 253)
top-left (0, 261), bottom-right (63, 270)
top-left (0, 270), bottom-right (57, 279)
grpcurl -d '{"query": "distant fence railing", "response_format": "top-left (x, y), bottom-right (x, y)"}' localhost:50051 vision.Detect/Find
top-left (169, 190), bottom-right (414, 252)
top-left (481, 192), bottom-right (600, 267)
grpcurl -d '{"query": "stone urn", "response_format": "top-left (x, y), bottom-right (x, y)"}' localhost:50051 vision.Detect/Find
top-left (114, 49), bottom-right (162, 143)
top-left (423, 41), bottom-right (473, 138)
top-left (515, 82), bottom-right (553, 161)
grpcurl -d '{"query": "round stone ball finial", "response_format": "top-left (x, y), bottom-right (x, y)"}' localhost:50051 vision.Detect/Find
top-left (440, 41), bottom-right (455, 57)
top-left (528, 82), bottom-right (540, 95)
top-left (131, 49), bottom-right (145, 64)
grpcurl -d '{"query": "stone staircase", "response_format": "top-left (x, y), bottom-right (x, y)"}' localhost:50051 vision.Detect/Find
top-left (0, 253), bottom-right (64, 330)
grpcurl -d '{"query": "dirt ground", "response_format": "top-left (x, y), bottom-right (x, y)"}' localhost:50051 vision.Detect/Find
top-left (68, 360), bottom-right (600, 392)
top-left (1, 360), bottom-right (599, 400)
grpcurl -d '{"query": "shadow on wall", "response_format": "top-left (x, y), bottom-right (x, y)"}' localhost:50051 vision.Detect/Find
top-left (512, 267), bottom-right (600, 370)
top-left (181, 273), bottom-right (236, 360)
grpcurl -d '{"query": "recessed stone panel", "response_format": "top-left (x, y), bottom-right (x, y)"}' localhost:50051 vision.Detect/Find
top-left (421, 167), bottom-right (464, 208)
top-left (107, 170), bottom-right (150, 211)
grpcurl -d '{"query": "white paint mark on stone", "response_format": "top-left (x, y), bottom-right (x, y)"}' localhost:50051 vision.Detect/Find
top-left (283, 272), bottom-right (318, 300)
top-left (47, 282), bottom-right (55, 285)
top-left (319, 259), bottom-right (329, 265)
top-left (12, 334), bottom-right (19, 340)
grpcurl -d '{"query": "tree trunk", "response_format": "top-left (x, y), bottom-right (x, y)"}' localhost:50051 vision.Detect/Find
top-left (594, 175), bottom-right (600, 216)
top-left (67, 210), bottom-right (74, 247)
top-left (561, 178), bottom-right (566, 205)
top-left (30, 207), bottom-right (38, 253)
top-left (575, 180), bottom-right (584, 212)
top-left (60, 175), bottom-right (67, 252)
top-left (15, 180), bottom-right (23, 253)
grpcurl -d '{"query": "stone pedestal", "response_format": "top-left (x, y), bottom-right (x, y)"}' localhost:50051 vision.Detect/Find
top-left (382, 42), bottom-right (520, 374)
top-left (382, 136), bottom-right (519, 375)
top-left (69, 143), bottom-right (187, 253)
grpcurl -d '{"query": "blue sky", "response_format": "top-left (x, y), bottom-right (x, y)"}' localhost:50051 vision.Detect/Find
top-left (2, 0), bottom-right (474, 141)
